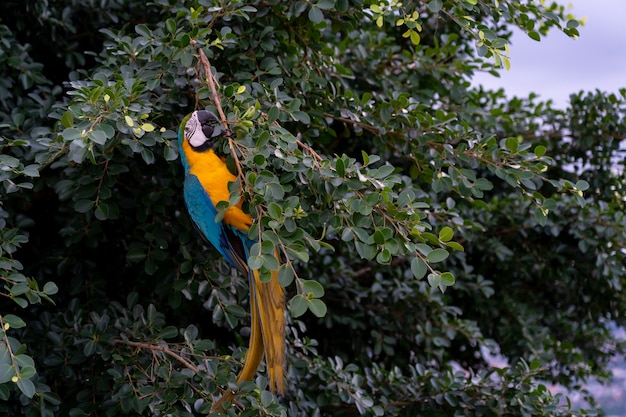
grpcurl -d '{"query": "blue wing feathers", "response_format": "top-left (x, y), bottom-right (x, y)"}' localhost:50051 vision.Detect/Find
top-left (183, 173), bottom-right (254, 276)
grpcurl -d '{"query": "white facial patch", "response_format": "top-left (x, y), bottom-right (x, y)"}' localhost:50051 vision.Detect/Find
top-left (185, 112), bottom-right (208, 148)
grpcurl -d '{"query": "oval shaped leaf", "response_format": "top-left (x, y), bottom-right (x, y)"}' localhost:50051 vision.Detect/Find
top-left (289, 294), bottom-right (308, 318)
top-left (302, 280), bottom-right (325, 298)
top-left (308, 298), bottom-right (327, 318)
top-left (411, 257), bottom-right (427, 280)
top-left (426, 248), bottom-right (449, 263)
top-left (438, 226), bottom-right (453, 242)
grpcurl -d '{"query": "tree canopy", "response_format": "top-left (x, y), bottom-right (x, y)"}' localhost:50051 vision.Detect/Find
top-left (1, 0), bottom-right (625, 416)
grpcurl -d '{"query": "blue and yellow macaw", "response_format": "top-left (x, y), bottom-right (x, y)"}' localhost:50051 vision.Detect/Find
top-left (178, 110), bottom-right (285, 406)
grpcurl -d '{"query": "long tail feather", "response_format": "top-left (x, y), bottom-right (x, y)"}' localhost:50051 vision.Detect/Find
top-left (211, 257), bottom-right (285, 412)
top-left (254, 266), bottom-right (286, 394)
top-left (210, 289), bottom-right (264, 412)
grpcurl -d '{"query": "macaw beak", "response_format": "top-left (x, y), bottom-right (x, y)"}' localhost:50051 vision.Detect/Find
top-left (196, 110), bottom-right (220, 138)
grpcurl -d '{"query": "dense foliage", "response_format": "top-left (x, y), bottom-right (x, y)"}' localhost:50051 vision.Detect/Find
top-left (1, 0), bottom-right (624, 415)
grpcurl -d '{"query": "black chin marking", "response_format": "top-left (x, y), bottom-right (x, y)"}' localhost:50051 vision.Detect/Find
top-left (190, 140), bottom-right (214, 152)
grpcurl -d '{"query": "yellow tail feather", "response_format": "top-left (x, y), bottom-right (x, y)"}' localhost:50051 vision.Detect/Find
top-left (211, 262), bottom-right (285, 412)
top-left (254, 267), bottom-right (286, 394)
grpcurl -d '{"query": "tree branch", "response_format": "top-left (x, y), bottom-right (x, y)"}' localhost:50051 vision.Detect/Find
top-left (113, 338), bottom-right (199, 373)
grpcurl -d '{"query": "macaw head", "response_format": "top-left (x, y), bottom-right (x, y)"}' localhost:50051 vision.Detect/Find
top-left (181, 110), bottom-right (221, 152)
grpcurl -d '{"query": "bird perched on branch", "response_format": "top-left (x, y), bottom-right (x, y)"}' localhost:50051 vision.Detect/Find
top-left (178, 110), bottom-right (285, 408)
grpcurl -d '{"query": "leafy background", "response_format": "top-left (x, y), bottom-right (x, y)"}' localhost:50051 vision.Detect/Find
top-left (1, 0), bottom-right (625, 416)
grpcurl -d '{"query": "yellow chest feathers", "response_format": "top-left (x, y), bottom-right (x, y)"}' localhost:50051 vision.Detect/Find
top-left (183, 140), bottom-right (252, 231)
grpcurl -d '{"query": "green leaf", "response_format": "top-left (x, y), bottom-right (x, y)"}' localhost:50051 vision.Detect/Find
top-left (427, 273), bottom-right (441, 288)
top-left (83, 340), bottom-right (97, 357)
top-left (248, 255), bottom-right (263, 270)
top-left (225, 304), bottom-right (246, 318)
top-left (292, 111), bottom-right (311, 124)
top-left (409, 30), bottom-right (421, 45)
top-left (164, 143), bottom-right (179, 161)
top-left (445, 241), bottom-right (464, 252)
top-left (157, 326), bottom-right (179, 339)
top-left (62, 128), bottom-right (82, 141)
top-left (291, 247), bottom-right (310, 262)
top-left (267, 202), bottom-right (282, 219)
top-left (373, 229), bottom-right (385, 245)
top-left (335, 158), bottom-right (345, 177)
top-left (426, 248), bottom-right (449, 263)
top-left (94, 203), bottom-right (109, 221)
top-left (61, 111), bottom-right (74, 128)
top-left (3, 314), bottom-right (26, 329)
top-left (165, 18), bottom-right (176, 34)
top-left (575, 180), bottom-right (589, 191)
top-left (289, 294), bottom-right (308, 317)
top-left (373, 164), bottom-right (395, 179)
top-left (278, 264), bottom-right (294, 286)
top-left (316, 0), bottom-right (335, 10)
top-left (428, 0), bottom-right (443, 13)
top-left (528, 31), bottom-right (541, 42)
top-left (16, 376), bottom-right (36, 398)
top-left (260, 390), bottom-right (274, 407)
top-left (415, 243), bottom-right (433, 256)
top-left (74, 199), bottom-right (94, 213)
top-left (13, 298), bottom-right (27, 309)
top-left (253, 153), bottom-right (266, 166)
top-left (135, 23), bottom-right (151, 37)
top-left (308, 298), bottom-right (327, 317)
top-left (341, 228), bottom-right (354, 241)
top-left (302, 280), bottom-right (325, 298)
top-left (411, 257), bottom-right (427, 280)
top-left (376, 248), bottom-right (391, 264)
top-left (543, 198), bottom-right (557, 210)
top-left (438, 226), bottom-right (453, 242)
top-left (0, 364), bottom-right (16, 384)
top-left (88, 129), bottom-right (107, 145)
top-left (440, 272), bottom-right (455, 286)
top-left (184, 325), bottom-right (199, 344)
top-left (534, 206), bottom-right (548, 226)
top-left (141, 149), bottom-right (155, 165)
top-left (534, 145), bottom-right (547, 157)
top-left (261, 253), bottom-right (279, 271)
top-left (0, 154), bottom-right (20, 169)
top-left (267, 106), bottom-right (280, 123)
top-left (127, 247), bottom-right (147, 262)
top-left (308, 6), bottom-right (324, 24)
top-left (361, 151), bottom-right (370, 166)
top-left (18, 366), bottom-right (36, 379)
top-left (505, 137), bottom-right (518, 153)
top-left (10, 283), bottom-right (29, 296)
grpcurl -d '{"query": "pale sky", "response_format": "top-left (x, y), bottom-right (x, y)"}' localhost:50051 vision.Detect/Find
top-left (472, 0), bottom-right (626, 108)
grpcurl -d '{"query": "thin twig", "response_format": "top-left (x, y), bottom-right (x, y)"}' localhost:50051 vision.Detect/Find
top-left (196, 46), bottom-right (247, 186)
top-left (197, 48), bottom-right (228, 127)
top-left (113, 338), bottom-right (199, 373)
top-left (323, 112), bottom-right (382, 136)
top-left (296, 137), bottom-right (324, 163)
